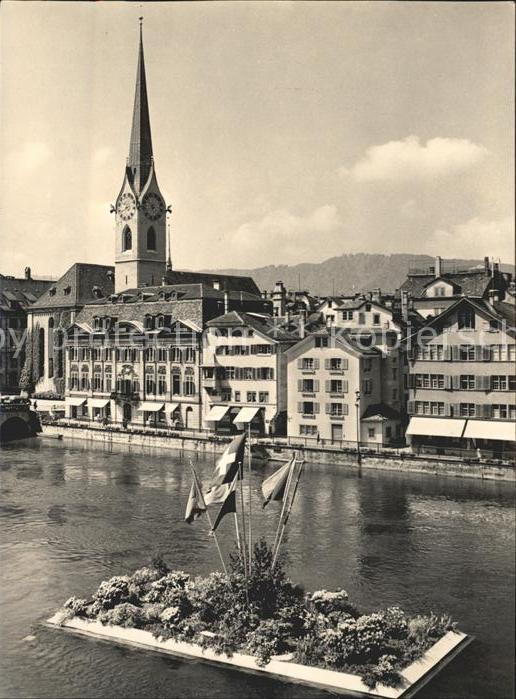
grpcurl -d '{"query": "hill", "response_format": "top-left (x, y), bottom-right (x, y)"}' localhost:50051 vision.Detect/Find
top-left (204, 253), bottom-right (514, 296)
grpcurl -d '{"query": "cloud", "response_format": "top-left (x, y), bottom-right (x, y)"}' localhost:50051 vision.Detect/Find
top-left (399, 199), bottom-right (421, 219)
top-left (6, 141), bottom-right (52, 177)
top-left (425, 216), bottom-right (514, 262)
top-left (339, 136), bottom-right (488, 182)
top-left (222, 205), bottom-right (341, 266)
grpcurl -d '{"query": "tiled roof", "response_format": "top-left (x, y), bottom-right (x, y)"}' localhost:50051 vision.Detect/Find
top-left (398, 270), bottom-right (511, 299)
top-left (0, 275), bottom-right (53, 311)
top-left (206, 311), bottom-right (298, 342)
top-left (30, 263), bottom-right (115, 309)
top-left (362, 403), bottom-right (401, 421)
top-left (165, 270), bottom-right (260, 296)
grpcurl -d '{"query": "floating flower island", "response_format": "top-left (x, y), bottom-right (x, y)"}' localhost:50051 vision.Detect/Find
top-left (47, 542), bottom-right (470, 698)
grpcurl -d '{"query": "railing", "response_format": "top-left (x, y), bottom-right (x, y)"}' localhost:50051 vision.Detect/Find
top-left (39, 416), bottom-right (516, 466)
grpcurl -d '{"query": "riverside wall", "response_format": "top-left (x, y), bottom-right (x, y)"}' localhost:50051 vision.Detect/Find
top-left (40, 423), bottom-right (515, 483)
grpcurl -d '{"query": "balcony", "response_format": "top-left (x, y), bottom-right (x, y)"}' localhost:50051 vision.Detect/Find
top-left (110, 391), bottom-right (140, 402)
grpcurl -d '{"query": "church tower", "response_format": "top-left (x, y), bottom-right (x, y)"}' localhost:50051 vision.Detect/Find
top-left (114, 22), bottom-right (167, 293)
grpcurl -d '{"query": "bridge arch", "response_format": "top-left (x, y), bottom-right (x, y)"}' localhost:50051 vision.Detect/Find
top-left (0, 416), bottom-right (30, 443)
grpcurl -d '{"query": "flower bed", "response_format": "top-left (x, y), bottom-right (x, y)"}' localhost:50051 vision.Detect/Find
top-left (48, 543), bottom-right (469, 697)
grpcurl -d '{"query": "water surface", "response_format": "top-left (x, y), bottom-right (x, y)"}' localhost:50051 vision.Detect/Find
top-left (0, 437), bottom-right (514, 698)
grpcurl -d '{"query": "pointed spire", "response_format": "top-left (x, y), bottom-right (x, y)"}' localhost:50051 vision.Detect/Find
top-left (127, 18), bottom-right (153, 194)
top-left (166, 215), bottom-right (173, 271)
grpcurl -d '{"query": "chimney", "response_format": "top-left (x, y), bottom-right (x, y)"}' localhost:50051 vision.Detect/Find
top-left (434, 256), bottom-right (442, 278)
top-left (484, 256), bottom-right (490, 274)
top-left (401, 290), bottom-right (410, 322)
top-left (488, 289), bottom-right (500, 306)
top-left (298, 314), bottom-right (305, 339)
top-left (161, 276), bottom-right (168, 286)
top-left (224, 290), bottom-right (230, 314)
top-left (24, 267), bottom-right (31, 280)
top-left (372, 288), bottom-right (381, 303)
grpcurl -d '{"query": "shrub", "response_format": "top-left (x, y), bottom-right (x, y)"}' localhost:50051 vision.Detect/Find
top-left (93, 576), bottom-right (136, 610)
top-left (98, 603), bottom-right (143, 628)
top-left (360, 654), bottom-right (402, 689)
top-left (63, 596), bottom-right (88, 618)
top-left (246, 618), bottom-right (292, 666)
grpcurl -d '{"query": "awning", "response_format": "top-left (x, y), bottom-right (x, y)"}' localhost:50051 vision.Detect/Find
top-left (406, 417), bottom-right (466, 438)
top-left (168, 403), bottom-right (180, 413)
top-left (88, 398), bottom-right (110, 409)
top-left (205, 404), bottom-right (231, 422)
top-left (463, 420), bottom-right (516, 442)
top-left (138, 402), bottom-right (165, 412)
top-left (233, 406), bottom-right (261, 424)
top-left (66, 397), bottom-right (87, 407)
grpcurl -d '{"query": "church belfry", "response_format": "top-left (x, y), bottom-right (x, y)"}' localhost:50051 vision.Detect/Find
top-left (114, 21), bottom-right (167, 293)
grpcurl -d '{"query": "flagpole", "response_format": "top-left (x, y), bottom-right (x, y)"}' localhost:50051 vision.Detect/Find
top-left (272, 459), bottom-right (304, 569)
top-left (187, 460), bottom-right (228, 576)
top-left (272, 453), bottom-right (296, 557)
top-left (238, 460), bottom-right (248, 578)
top-left (247, 422), bottom-right (252, 574)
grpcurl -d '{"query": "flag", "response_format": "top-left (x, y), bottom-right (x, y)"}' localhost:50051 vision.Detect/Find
top-left (204, 482), bottom-right (232, 506)
top-left (261, 457), bottom-right (295, 508)
top-left (184, 472), bottom-right (206, 524)
top-left (211, 433), bottom-right (246, 486)
top-left (210, 478), bottom-right (237, 532)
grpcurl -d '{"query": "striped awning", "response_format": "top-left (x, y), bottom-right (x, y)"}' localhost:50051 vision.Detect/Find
top-left (88, 399), bottom-right (110, 409)
top-left (138, 402), bottom-right (165, 412)
top-left (463, 420), bottom-right (516, 442)
top-left (66, 397), bottom-right (87, 407)
top-left (406, 417), bottom-right (466, 438)
top-left (233, 406), bottom-right (261, 424)
top-left (205, 404), bottom-right (231, 422)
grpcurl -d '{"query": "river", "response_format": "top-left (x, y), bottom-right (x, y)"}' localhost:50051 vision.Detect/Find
top-left (0, 436), bottom-right (514, 699)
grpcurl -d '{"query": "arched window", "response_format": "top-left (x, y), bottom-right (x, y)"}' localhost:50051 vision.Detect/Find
top-left (38, 327), bottom-right (45, 378)
top-left (147, 227), bottom-right (156, 251)
top-left (183, 367), bottom-right (196, 396)
top-left (48, 318), bottom-right (54, 378)
top-left (171, 366), bottom-right (181, 395)
top-left (122, 226), bottom-right (132, 251)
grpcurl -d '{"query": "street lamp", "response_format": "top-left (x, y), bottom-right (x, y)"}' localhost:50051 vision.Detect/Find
top-left (355, 390), bottom-right (361, 466)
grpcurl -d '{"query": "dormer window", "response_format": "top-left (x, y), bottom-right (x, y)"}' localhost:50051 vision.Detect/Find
top-left (144, 315), bottom-right (154, 330)
top-left (63, 286), bottom-right (71, 295)
top-left (92, 286), bottom-right (103, 299)
top-left (49, 287), bottom-right (56, 296)
top-left (157, 315), bottom-right (165, 328)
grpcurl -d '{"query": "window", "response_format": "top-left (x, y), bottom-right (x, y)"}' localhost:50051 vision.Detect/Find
top-left (460, 375), bottom-right (475, 390)
top-left (247, 392), bottom-right (257, 403)
top-left (459, 345), bottom-right (475, 361)
top-left (302, 401), bottom-right (314, 414)
top-left (147, 227), bottom-right (156, 251)
top-left (373, 313), bottom-right (381, 325)
top-left (491, 376), bottom-right (507, 391)
top-left (144, 316), bottom-right (153, 331)
top-left (300, 424), bottom-right (318, 436)
top-left (171, 367), bottom-right (181, 395)
top-left (508, 345), bottom-right (515, 361)
top-left (392, 368), bottom-right (397, 380)
top-left (329, 379), bottom-right (343, 394)
top-left (170, 347), bottom-right (182, 362)
top-left (105, 367), bottom-right (112, 392)
top-left (80, 370), bottom-right (89, 391)
top-left (392, 389), bottom-right (398, 400)
top-left (363, 358), bottom-right (372, 372)
top-left (300, 378), bottom-right (314, 393)
top-left (183, 347), bottom-right (196, 363)
top-left (70, 370), bottom-right (79, 390)
top-left (93, 372), bottom-right (102, 392)
top-left (341, 310), bottom-right (353, 321)
top-left (315, 336), bottom-right (328, 348)
top-left (220, 390), bottom-right (231, 402)
top-left (158, 374), bottom-right (167, 395)
top-left (358, 312), bottom-right (365, 325)
top-left (302, 358), bottom-right (315, 370)
top-left (259, 392), bottom-right (269, 403)
top-left (328, 402), bottom-right (343, 416)
top-left (368, 427), bottom-right (375, 439)
top-left (459, 403), bottom-right (476, 417)
top-left (122, 226), bottom-right (132, 251)
top-left (144, 347), bottom-right (155, 361)
top-left (458, 308), bottom-right (475, 330)
top-left (509, 376), bottom-right (516, 391)
top-left (234, 391), bottom-right (241, 402)
top-left (329, 358), bottom-right (342, 370)
top-left (363, 379), bottom-right (372, 395)
top-left (183, 368), bottom-right (196, 396)
top-left (492, 404), bottom-right (508, 419)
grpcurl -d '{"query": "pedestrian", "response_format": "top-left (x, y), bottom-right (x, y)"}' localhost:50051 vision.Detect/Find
top-left (476, 447), bottom-right (482, 461)
top-left (33, 400), bottom-right (38, 411)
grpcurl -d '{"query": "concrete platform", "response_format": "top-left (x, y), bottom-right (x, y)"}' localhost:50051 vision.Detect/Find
top-left (46, 613), bottom-right (471, 697)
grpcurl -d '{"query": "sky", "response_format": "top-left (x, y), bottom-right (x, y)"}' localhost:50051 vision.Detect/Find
top-left (1, 1), bottom-right (514, 279)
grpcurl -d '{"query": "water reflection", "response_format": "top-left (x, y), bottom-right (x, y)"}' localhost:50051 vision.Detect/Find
top-left (0, 437), bottom-right (514, 699)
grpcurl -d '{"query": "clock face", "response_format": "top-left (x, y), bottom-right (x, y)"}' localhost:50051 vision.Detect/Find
top-left (142, 192), bottom-right (165, 221)
top-left (117, 192), bottom-right (136, 221)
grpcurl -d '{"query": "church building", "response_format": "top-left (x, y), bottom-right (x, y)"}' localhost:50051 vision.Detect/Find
top-left (24, 23), bottom-right (270, 417)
